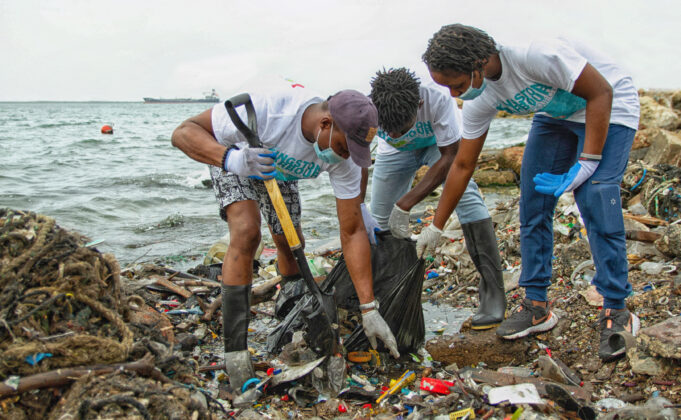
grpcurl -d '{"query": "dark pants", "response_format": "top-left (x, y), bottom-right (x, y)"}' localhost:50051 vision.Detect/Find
top-left (519, 115), bottom-right (636, 309)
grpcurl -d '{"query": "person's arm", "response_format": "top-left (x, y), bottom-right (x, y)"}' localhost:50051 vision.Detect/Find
top-left (337, 195), bottom-right (400, 358)
top-left (571, 63), bottom-right (613, 155)
top-left (533, 64), bottom-right (613, 197)
top-left (172, 108), bottom-right (276, 179)
top-left (171, 109), bottom-right (227, 166)
top-left (396, 142), bottom-right (459, 211)
top-left (415, 134), bottom-right (486, 257)
top-left (336, 195), bottom-right (374, 304)
top-left (432, 133), bottom-right (487, 229)
top-left (359, 167), bottom-right (369, 202)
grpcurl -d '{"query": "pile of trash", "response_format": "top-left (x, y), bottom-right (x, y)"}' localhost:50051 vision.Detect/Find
top-left (3, 201), bottom-right (680, 419)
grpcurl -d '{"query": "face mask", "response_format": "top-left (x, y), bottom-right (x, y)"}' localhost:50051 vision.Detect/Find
top-left (314, 122), bottom-right (344, 164)
top-left (459, 71), bottom-right (487, 101)
top-left (390, 124), bottom-right (415, 141)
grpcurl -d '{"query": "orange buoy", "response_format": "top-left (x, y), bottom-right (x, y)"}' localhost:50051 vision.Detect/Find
top-left (101, 125), bottom-right (113, 134)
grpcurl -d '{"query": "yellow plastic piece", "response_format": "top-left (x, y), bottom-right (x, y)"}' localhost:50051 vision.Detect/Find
top-left (449, 407), bottom-right (475, 419)
top-left (376, 370), bottom-right (415, 404)
top-left (369, 349), bottom-right (381, 366)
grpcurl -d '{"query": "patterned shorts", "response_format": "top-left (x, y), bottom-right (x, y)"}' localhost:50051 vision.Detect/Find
top-left (209, 166), bottom-right (301, 235)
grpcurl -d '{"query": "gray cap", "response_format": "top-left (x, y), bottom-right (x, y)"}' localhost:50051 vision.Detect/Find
top-left (328, 90), bottom-right (378, 168)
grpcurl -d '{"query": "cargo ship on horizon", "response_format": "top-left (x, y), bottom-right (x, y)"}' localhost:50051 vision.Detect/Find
top-left (143, 89), bottom-right (220, 104)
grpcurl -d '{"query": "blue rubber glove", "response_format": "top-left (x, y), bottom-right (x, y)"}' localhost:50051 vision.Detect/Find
top-left (360, 203), bottom-right (380, 245)
top-left (224, 146), bottom-right (278, 180)
top-left (533, 160), bottom-right (599, 197)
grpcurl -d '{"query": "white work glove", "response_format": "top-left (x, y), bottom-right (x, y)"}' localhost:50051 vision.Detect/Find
top-left (388, 204), bottom-right (411, 239)
top-left (415, 223), bottom-right (443, 259)
top-left (533, 160), bottom-right (599, 197)
top-left (360, 203), bottom-right (380, 245)
top-left (224, 146), bottom-right (277, 180)
top-left (361, 308), bottom-right (400, 359)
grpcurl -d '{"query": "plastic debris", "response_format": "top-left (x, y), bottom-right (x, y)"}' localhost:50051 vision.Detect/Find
top-left (487, 383), bottom-right (542, 405)
top-left (24, 353), bottom-right (52, 366)
top-left (420, 377), bottom-right (455, 395)
top-left (376, 370), bottom-right (416, 404)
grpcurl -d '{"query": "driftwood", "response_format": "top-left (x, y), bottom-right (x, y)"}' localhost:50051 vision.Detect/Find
top-left (463, 368), bottom-right (592, 402)
top-left (623, 213), bottom-right (669, 227)
top-left (0, 355), bottom-right (168, 398)
top-left (201, 276), bottom-right (283, 321)
top-left (173, 279), bottom-right (222, 288)
top-left (626, 230), bottom-right (663, 242)
top-left (152, 275), bottom-right (193, 299)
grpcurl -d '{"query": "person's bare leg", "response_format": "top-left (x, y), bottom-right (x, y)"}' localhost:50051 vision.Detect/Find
top-left (221, 200), bottom-right (260, 393)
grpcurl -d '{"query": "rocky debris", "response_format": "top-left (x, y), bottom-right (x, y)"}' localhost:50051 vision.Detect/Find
top-left (656, 225), bottom-right (681, 258)
top-left (498, 146), bottom-right (524, 175)
top-left (639, 96), bottom-right (681, 131)
top-left (644, 129), bottom-right (681, 166)
top-left (639, 317), bottom-right (681, 360)
top-left (425, 329), bottom-right (531, 369)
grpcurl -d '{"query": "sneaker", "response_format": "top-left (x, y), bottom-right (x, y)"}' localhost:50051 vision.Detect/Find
top-left (598, 308), bottom-right (640, 361)
top-left (496, 298), bottom-right (558, 339)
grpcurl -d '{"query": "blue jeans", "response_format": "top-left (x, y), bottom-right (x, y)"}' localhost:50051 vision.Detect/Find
top-left (370, 145), bottom-right (490, 229)
top-left (520, 115), bottom-right (636, 309)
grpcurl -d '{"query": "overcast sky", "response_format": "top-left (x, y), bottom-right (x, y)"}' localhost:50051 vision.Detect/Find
top-left (2, 0), bottom-right (679, 101)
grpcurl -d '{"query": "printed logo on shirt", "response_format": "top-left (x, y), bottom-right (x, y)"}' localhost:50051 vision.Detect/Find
top-left (377, 121), bottom-right (437, 151)
top-left (495, 83), bottom-right (586, 119)
top-left (272, 149), bottom-right (322, 181)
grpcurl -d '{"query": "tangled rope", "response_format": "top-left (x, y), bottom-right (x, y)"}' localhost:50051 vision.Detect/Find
top-left (622, 163), bottom-right (681, 223)
top-left (0, 208), bottom-right (132, 378)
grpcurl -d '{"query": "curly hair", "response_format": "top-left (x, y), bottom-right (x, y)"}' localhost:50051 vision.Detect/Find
top-left (422, 24), bottom-right (499, 74)
top-left (369, 68), bottom-right (421, 134)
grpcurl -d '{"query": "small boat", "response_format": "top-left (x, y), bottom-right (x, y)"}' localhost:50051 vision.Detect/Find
top-left (143, 89), bottom-right (220, 104)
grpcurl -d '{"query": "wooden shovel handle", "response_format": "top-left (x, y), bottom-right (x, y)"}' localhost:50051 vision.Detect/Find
top-left (264, 179), bottom-right (301, 249)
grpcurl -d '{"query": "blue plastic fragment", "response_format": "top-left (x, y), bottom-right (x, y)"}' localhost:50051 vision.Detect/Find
top-left (241, 377), bottom-right (261, 393)
top-left (25, 353), bottom-right (52, 366)
top-left (166, 307), bottom-right (204, 315)
top-left (426, 271), bottom-right (439, 279)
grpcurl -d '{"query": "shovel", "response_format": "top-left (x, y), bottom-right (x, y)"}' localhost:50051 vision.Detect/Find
top-left (224, 93), bottom-right (340, 355)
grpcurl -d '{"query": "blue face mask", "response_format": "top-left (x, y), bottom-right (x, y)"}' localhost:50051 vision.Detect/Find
top-left (313, 122), bottom-right (344, 164)
top-left (459, 72), bottom-right (487, 101)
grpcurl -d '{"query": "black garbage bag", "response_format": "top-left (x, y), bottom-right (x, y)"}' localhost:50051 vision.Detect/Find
top-left (323, 231), bottom-right (419, 310)
top-left (342, 257), bottom-right (426, 353)
top-left (266, 292), bottom-right (339, 356)
top-left (267, 231), bottom-right (425, 355)
top-left (325, 231), bottom-right (426, 353)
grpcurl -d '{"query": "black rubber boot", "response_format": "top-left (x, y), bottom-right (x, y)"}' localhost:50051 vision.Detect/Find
top-left (222, 284), bottom-right (256, 393)
top-left (274, 274), bottom-right (305, 320)
top-left (461, 218), bottom-right (506, 330)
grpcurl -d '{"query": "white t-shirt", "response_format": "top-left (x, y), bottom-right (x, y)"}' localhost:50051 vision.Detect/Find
top-left (462, 37), bottom-right (640, 139)
top-left (211, 87), bottom-right (361, 199)
top-left (376, 82), bottom-right (463, 156)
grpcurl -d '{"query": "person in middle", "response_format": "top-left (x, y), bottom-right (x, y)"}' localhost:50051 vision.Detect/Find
top-left (369, 67), bottom-right (506, 329)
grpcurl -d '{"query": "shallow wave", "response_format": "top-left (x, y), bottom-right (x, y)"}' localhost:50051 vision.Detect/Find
top-left (35, 120), bottom-right (99, 129)
top-left (134, 213), bottom-right (185, 233)
top-left (107, 173), bottom-right (210, 189)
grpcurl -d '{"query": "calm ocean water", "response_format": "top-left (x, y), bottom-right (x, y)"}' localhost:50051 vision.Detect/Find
top-left (0, 102), bottom-right (530, 270)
